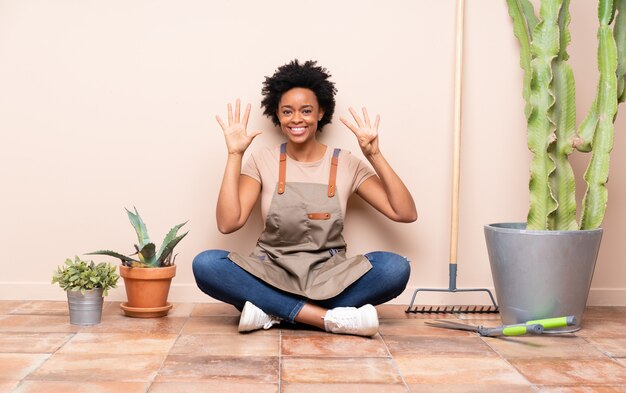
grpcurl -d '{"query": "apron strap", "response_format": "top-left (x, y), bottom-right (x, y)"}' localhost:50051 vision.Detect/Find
top-left (278, 143), bottom-right (287, 194)
top-left (328, 148), bottom-right (340, 197)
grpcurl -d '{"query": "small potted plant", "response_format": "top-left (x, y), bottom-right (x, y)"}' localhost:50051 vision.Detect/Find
top-left (88, 207), bottom-right (188, 318)
top-left (52, 256), bottom-right (119, 325)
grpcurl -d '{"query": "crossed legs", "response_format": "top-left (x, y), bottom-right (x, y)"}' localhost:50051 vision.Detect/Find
top-left (192, 250), bottom-right (410, 332)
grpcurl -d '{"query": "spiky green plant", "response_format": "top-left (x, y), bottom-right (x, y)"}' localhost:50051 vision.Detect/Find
top-left (508, 0), bottom-right (626, 230)
top-left (87, 207), bottom-right (189, 268)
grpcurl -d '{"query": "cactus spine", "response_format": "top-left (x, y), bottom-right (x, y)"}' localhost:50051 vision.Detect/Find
top-left (507, 0), bottom-right (626, 230)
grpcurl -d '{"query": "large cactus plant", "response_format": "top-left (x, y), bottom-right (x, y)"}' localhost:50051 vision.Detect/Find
top-left (508, 0), bottom-right (626, 230)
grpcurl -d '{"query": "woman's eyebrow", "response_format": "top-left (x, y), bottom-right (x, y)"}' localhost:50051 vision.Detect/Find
top-left (279, 104), bottom-right (314, 109)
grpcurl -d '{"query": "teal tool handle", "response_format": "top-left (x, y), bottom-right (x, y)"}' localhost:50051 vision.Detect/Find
top-left (525, 316), bottom-right (576, 330)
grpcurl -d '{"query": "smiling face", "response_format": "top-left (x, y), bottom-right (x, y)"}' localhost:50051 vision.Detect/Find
top-left (277, 87), bottom-right (324, 144)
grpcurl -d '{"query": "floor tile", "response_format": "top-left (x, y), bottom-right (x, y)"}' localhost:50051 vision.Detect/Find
top-left (456, 312), bottom-right (503, 321)
top-left (58, 333), bottom-right (177, 355)
top-left (484, 335), bottom-right (607, 359)
top-left (190, 303), bottom-right (241, 317)
top-left (585, 338), bottom-right (626, 358)
top-left (101, 302), bottom-right (125, 317)
top-left (281, 357), bottom-right (402, 384)
top-left (509, 358), bottom-right (626, 385)
top-left (170, 334), bottom-right (278, 357)
top-left (576, 319), bottom-right (626, 338)
top-left (148, 381), bottom-right (278, 393)
top-left (384, 335), bottom-right (497, 357)
top-left (1, 300), bottom-right (623, 390)
top-left (27, 353), bottom-right (166, 382)
top-left (282, 334), bottom-right (388, 357)
top-left (0, 381), bottom-right (19, 393)
top-left (279, 325), bottom-right (330, 336)
top-left (376, 304), bottom-right (413, 319)
top-left (379, 318), bottom-right (474, 337)
top-left (377, 304), bottom-right (460, 320)
top-left (182, 316), bottom-right (277, 335)
top-left (13, 381), bottom-right (149, 393)
top-left (407, 384), bottom-right (536, 392)
top-left (10, 301), bottom-right (69, 316)
top-left (394, 355), bottom-right (529, 384)
top-left (583, 307), bottom-right (626, 319)
top-left (0, 315), bottom-right (80, 333)
top-left (0, 301), bottom-right (25, 315)
top-left (0, 353), bottom-right (50, 379)
top-left (0, 333), bottom-right (72, 353)
top-left (181, 316), bottom-right (239, 334)
top-left (281, 383), bottom-right (408, 393)
top-left (163, 303), bottom-right (195, 318)
top-left (536, 386), bottom-right (626, 392)
top-left (156, 355), bottom-right (278, 382)
top-left (102, 302), bottom-right (194, 318)
top-left (453, 318), bottom-right (505, 328)
top-left (81, 315), bottom-right (186, 334)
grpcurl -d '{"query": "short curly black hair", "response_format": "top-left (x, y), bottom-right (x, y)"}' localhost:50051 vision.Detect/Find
top-left (261, 59), bottom-right (337, 131)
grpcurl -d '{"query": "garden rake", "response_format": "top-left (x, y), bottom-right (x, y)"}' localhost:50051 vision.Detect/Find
top-left (406, 0), bottom-right (498, 314)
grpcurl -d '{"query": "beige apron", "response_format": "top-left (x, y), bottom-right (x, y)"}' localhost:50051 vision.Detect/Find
top-left (229, 143), bottom-right (372, 300)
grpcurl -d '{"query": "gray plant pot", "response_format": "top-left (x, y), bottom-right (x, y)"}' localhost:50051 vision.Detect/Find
top-left (67, 288), bottom-right (104, 326)
top-left (484, 223), bottom-right (602, 332)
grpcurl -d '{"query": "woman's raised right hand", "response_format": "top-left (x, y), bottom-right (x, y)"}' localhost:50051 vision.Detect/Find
top-left (216, 99), bottom-right (262, 155)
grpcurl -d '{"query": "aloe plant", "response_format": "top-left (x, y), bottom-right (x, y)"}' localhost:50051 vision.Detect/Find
top-left (508, 0), bottom-right (626, 230)
top-left (88, 208), bottom-right (188, 268)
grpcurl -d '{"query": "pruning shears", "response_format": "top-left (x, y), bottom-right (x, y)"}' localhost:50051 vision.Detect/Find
top-left (424, 316), bottom-right (577, 337)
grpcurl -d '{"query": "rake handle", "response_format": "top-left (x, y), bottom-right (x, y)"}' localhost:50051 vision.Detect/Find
top-left (450, 0), bottom-right (465, 266)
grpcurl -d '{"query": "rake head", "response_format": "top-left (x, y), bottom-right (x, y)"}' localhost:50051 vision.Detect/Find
top-left (406, 304), bottom-right (499, 314)
top-left (405, 284), bottom-right (499, 314)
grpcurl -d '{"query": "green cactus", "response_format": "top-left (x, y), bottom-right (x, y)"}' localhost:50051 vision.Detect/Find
top-left (87, 207), bottom-right (189, 268)
top-left (507, 0), bottom-right (626, 230)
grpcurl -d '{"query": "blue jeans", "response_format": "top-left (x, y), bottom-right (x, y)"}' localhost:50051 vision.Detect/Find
top-left (192, 250), bottom-right (410, 322)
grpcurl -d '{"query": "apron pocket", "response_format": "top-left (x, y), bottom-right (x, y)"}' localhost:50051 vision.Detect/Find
top-left (270, 204), bottom-right (312, 245)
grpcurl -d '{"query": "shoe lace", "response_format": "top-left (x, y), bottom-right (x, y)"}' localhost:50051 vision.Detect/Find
top-left (263, 316), bottom-right (281, 330)
top-left (329, 313), bottom-right (357, 330)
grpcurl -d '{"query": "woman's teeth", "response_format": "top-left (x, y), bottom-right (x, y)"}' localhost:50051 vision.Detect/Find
top-left (290, 127), bottom-right (307, 135)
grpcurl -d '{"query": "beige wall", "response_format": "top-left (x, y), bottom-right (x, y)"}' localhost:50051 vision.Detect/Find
top-left (1, 0), bottom-right (624, 305)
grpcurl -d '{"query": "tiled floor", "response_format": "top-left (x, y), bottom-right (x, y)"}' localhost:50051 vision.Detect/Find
top-left (0, 301), bottom-right (625, 393)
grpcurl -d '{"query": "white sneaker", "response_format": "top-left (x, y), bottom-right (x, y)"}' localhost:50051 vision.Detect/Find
top-left (323, 304), bottom-right (379, 337)
top-left (238, 301), bottom-right (282, 333)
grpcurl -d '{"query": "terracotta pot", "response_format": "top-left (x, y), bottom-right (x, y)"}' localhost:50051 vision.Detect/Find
top-left (119, 265), bottom-right (176, 317)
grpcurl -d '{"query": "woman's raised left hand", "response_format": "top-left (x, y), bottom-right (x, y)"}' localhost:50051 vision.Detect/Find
top-left (340, 107), bottom-right (380, 157)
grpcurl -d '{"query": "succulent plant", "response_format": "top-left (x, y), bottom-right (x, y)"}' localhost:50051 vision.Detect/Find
top-left (87, 207), bottom-right (188, 268)
top-left (52, 256), bottom-right (119, 295)
top-left (508, 0), bottom-right (626, 230)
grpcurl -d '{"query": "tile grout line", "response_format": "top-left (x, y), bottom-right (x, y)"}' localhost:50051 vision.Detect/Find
top-left (578, 333), bottom-right (626, 368)
top-left (278, 328), bottom-right (283, 392)
top-left (143, 303), bottom-right (195, 392)
top-left (478, 335), bottom-right (540, 390)
top-left (11, 317), bottom-right (81, 391)
top-left (378, 332), bottom-right (412, 392)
